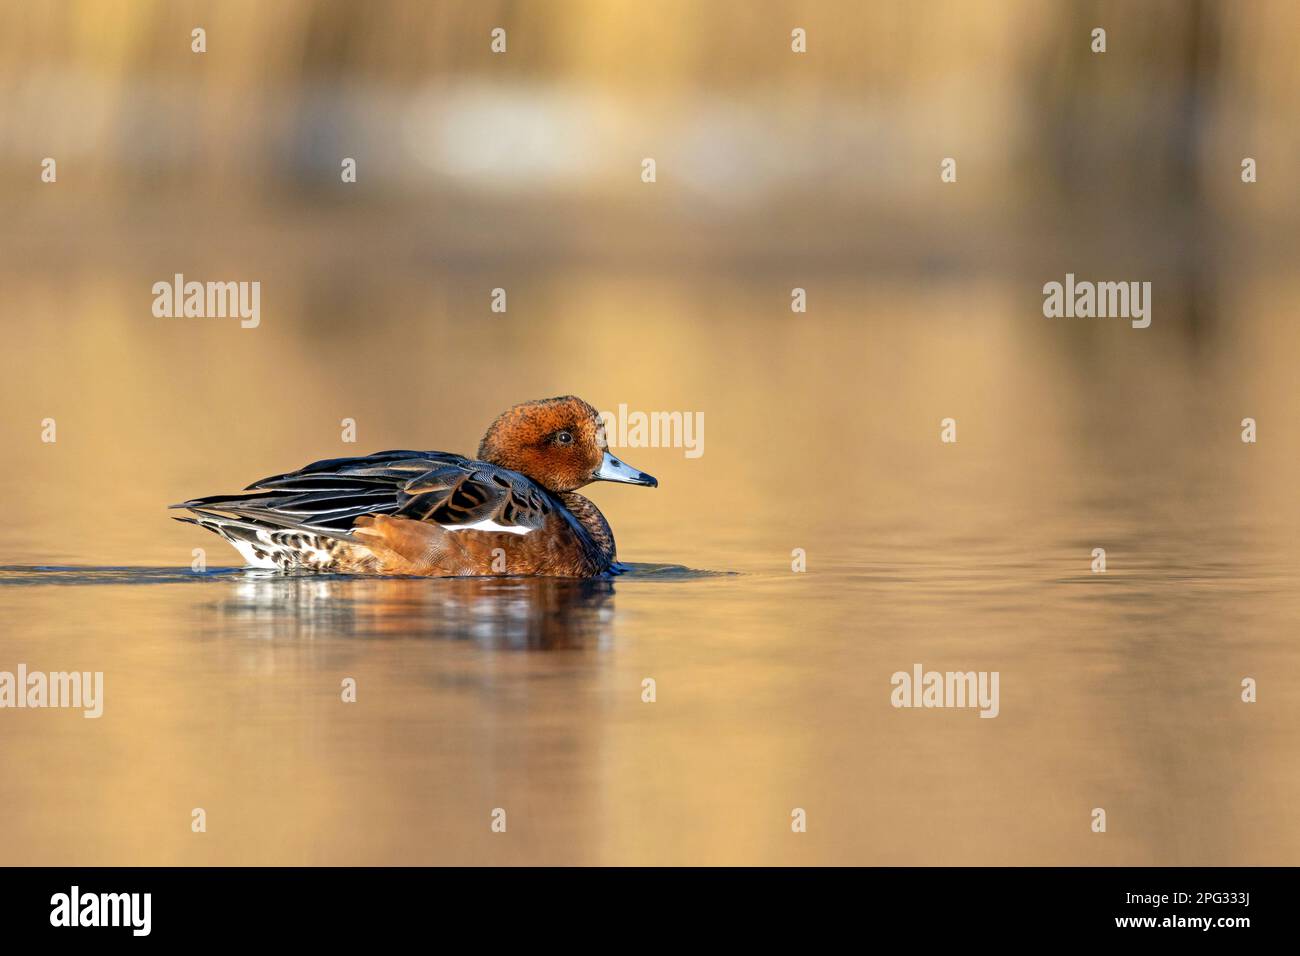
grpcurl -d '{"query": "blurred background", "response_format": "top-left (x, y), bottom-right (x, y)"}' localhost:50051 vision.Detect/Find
top-left (1, 0), bottom-right (1298, 562)
top-left (1, 0), bottom-right (1298, 866)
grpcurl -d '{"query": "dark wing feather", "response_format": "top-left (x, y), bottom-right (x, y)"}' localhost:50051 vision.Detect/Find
top-left (394, 463), bottom-right (552, 531)
top-left (173, 450), bottom-right (550, 536)
top-left (246, 450), bottom-right (464, 490)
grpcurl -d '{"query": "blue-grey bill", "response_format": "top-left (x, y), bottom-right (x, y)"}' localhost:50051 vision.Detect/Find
top-left (595, 452), bottom-right (657, 487)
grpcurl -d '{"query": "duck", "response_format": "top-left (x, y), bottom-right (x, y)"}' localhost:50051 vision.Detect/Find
top-left (171, 396), bottom-right (657, 577)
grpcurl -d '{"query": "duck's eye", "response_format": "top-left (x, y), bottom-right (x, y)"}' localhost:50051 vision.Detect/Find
top-left (554, 430), bottom-right (574, 446)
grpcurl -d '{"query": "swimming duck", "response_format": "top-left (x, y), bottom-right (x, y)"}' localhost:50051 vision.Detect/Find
top-left (172, 396), bottom-right (657, 576)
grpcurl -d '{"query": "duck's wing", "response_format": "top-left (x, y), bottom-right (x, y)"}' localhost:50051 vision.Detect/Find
top-left (391, 461), bottom-right (556, 534)
top-left (171, 450), bottom-right (553, 537)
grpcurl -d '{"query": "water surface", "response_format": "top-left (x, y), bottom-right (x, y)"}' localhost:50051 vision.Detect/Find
top-left (2, 400), bottom-right (1297, 866)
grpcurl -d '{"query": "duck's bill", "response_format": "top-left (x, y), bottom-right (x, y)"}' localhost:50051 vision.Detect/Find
top-left (595, 452), bottom-right (658, 487)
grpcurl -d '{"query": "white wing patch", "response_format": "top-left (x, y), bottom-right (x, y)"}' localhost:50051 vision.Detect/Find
top-left (442, 518), bottom-right (533, 536)
top-left (230, 538), bottom-right (278, 569)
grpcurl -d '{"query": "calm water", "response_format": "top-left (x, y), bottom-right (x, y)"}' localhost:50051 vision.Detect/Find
top-left (3, 265), bottom-right (1300, 865)
top-left (2, 465), bottom-right (1299, 865)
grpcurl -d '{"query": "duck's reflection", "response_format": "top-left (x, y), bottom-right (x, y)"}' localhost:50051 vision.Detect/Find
top-left (208, 573), bottom-right (617, 649)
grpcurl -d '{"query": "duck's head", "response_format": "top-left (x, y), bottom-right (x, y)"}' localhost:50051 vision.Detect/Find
top-left (478, 396), bottom-right (658, 493)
